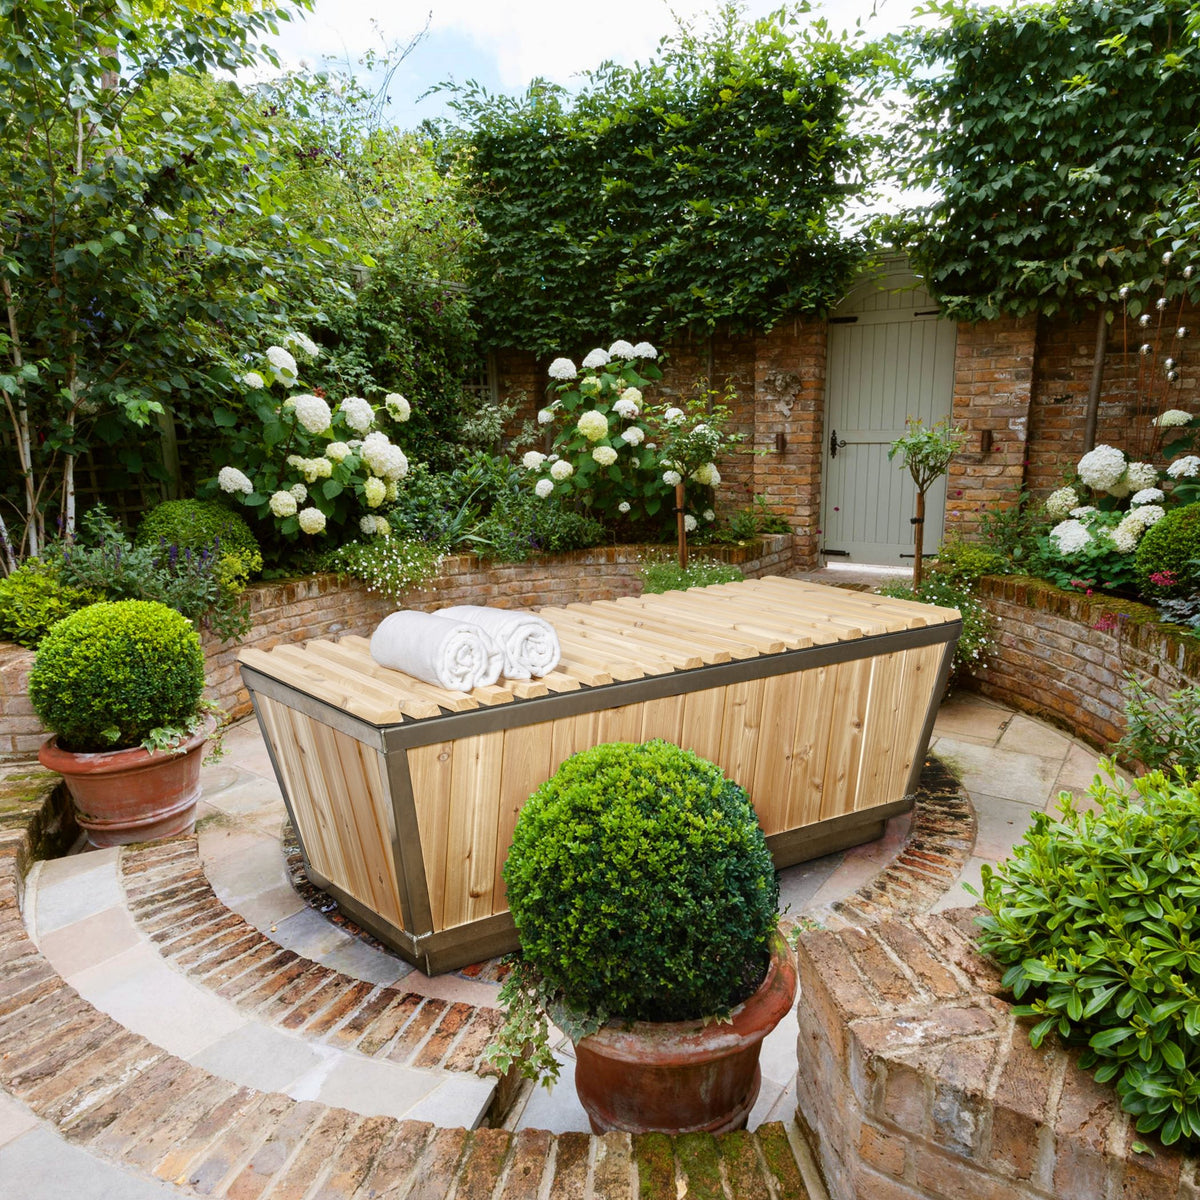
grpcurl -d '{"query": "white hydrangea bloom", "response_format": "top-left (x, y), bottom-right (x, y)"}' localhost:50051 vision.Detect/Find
top-left (703, 508), bottom-right (715, 522)
top-left (298, 507), bottom-right (326, 534)
top-left (384, 393), bottom-right (411, 422)
top-left (289, 483), bottom-right (308, 503)
top-left (548, 357), bottom-right (577, 380)
top-left (692, 462), bottom-right (720, 486)
top-left (550, 459), bottom-right (574, 482)
top-left (618, 501), bottom-right (631, 514)
top-left (1168, 455), bottom-right (1200, 478)
top-left (535, 478), bottom-right (555, 499)
top-left (286, 454), bottom-right (305, 469)
top-left (339, 396), bottom-right (375, 434)
top-left (621, 426), bottom-right (645, 446)
top-left (608, 340), bottom-right (636, 359)
top-left (1044, 486), bottom-right (1079, 519)
top-left (1131, 488), bottom-right (1165, 506)
top-left (326, 442), bottom-right (351, 462)
top-left (1076, 444), bottom-right (1126, 491)
top-left (582, 348), bottom-right (610, 370)
top-left (361, 431), bottom-right (408, 480)
top-left (577, 410), bottom-right (609, 442)
top-left (360, 515), bottom-right (380, 536)
top-left (363, 476), bottom-right (387, 507)
top-left (268, 490), bottom-right (298, 518)
top-left (290, 394), bottom-right (332, 434)
top-left (217, 466), bottom-right (254, 495)
top-left (1070, 506), bottom-right (1097, 518)
top-left (285, 331), bottom-right (321, 361)
top-left (242, 371), bottom-right (265, 390)
top-left (522, 451), bottom-right (547, 470)
top-left (663, 407), bottom-right (685, 424)
top-left (1154, 409), bottom-right (1192, 428)
top-left (537, 408), bottom-right (555, 425)
top-left (1106, 475), bottom-right (1132, 499)
top-left (579, 377), bottom-right (601, 396)
top-left (613, 397), bottom-right (640, 420)
top-left (1108, 518), bottom-right (1140, 554)
top-left (385, 480), bottom-right (399, 502)
top-left (1131, 504), bottom-right (1165, 528)
top-left (623, 386), bottom-right (643, 405)
top-left (632, 342), bottom-right (657, 359)
top-left (265, 346), bottom-right (297, 381)
top-left (374, 517), bottom-right (391, 536)
top-left (1048, 519), bottom-right (1091, 555)
top-left (683, 514), bottom-right (698, 533)
top-left (1123, 461), bottom-right (1158, 491)
top-left (592, 445), bottom-right (618, 467)
top-left (663, 469), bottom-right (683, 487)
top-left (302, 457), bottom-right (333, 482)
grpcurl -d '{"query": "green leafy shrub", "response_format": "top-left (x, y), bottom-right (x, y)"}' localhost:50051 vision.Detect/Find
top-left (713, 496), bottom-right (793, 542)
top-left (930, 537), bottom-right (1007, 587)
top-left (639, 558), bottom-right (745, 594)
top-left (471, 492), bottom-right (606, 561)
top-left (974, 770), bottom-right (1200, 1147)
top-left (876, 577), bottom-right (992, 680)
top-left (504, 740), bottom-right (778, 1024)
top-left (29, 600), bottom-right (205, 752)
top-left (135, 499), bottom-right (263, 585)
top-left (1135, 503), bottom-right (1200, 599)
top-left (1114, 675), bottom-right (1200, 778)
top-left (0, 561), bottom-right (97, 648)
top-left (320, 538), bottom-right (443, 601)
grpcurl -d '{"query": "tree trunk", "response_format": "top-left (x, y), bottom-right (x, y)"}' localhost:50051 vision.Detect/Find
top-left (1082, 306), bottom-right (1108, 453)
top-left (912, 489), bottom-right (926, 590)
top-left (675, 481), bottom-right (688, 569)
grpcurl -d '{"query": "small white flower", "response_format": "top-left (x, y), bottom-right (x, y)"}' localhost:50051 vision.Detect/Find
top-left (242, 371), bottom-right (266, 390)
top-left (1044, 486), bottom-right (1079, 519)
top-left (683, 514), bottom-right (698, 533)
top-left (537, 408), bottom-right (555, 425)
top-left (550, 459), bottom-right (574, 481)
top-left (290, 393), bottom-right (332, 434)
top-left (1168, 455), bottom-right (1200, 478)
top-left (522, 451), bottom-right (547, 470)
top-left (1048, 518), bottom-right (1091, 555)
top-left (618, 501), bottom-right (631, 514)
top-left (384, 393), bottom-right (411, 422)
top-left (621, 426), bottom-right (645, 446)
top-left (361, 431), bottom-right (408, 480)
top-left (269, 490), bottom-right (298, 519)
top-left (217, 466), bottom-right (254, 495)
top-left (613, 397), bottom-right (640, 420)
top-left (703, 508), bottom-right (715, 521)
top-left (548, 357), bottom-right (577, 381)
top-left (1077, 444), bottom-right (1126, 491)
top-left (339, 396), bottom-right (375, 434)
top-left (632, 342), bottom-right (657, 359)
top-left (582, 348), bottom-right (611, 370)
top-left (592, 445), bottom-right (618, 467)
top-left (266, 346), bottom-right (298, 381)
top-left (326, 441), bottom-right (351, 462)
top-left (535, 478), bottom-right (555, 499)
top-left (1155, 409), bottom-right (1192, 428)
top-left (289, 483), bottom-right (308, 503)
top-left (577, 410), bottom-right (609, 442)
top-left (1131, 488), bottom-right (1165, 506)
top-left (663, 407), bottom-right (685, 423)
top-left (363, 476), bottom-right (387, 507)
top-left (298, 507), bottom-right (326, 534)
top-left (607, 340), bottom-right (636, 359)
top-left (663, 470), bottom-right (683, 487)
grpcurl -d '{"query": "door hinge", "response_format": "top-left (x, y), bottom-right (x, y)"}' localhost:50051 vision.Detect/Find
top-left (822, 548), bottom-right (850, 557)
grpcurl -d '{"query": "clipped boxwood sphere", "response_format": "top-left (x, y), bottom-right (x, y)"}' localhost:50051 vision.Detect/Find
top-left (135, 499), bottom-right (263, 578)
top-left (504, 740), bottom-right (778, 1022)
top-left (1134, 502), bottom-right (1200, 598)
top-left (29, 600), bottom-right (204, 752)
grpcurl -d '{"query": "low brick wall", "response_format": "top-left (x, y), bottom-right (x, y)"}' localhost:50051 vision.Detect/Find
top-left (972, 575), bottom-right (1200, 750)
top-left (795, 910), bottom-right (1197, 1200)
top-left (0, 535), bottom-right (795, 759)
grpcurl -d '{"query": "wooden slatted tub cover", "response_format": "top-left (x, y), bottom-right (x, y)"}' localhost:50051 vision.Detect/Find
top-left (239, 577), bottom-right (962, 974)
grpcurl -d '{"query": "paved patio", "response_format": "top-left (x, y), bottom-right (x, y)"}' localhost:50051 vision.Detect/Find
top-left (0, 683), bottom-right (1126, 1196)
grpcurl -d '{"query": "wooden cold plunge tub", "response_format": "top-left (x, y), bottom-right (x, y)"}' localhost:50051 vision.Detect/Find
top-left (239, 576), bottom-right (961, 973)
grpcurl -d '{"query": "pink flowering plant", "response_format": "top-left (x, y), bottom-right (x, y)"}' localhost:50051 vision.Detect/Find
top-left (208, 338), bottom-right (414, 542)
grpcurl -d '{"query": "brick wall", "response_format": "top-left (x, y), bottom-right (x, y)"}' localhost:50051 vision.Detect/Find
top-left (0, 536), bottom-right (795, 759)
top-left (795, 908), bottom-right (1198, 1200)
top-left (971, 575), bottom-right (1199, 751)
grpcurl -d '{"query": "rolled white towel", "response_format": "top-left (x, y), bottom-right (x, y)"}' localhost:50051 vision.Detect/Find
top-left (369, 610), bottom-right (502, 691)
top-left (438, 604), bottom-right (561, 680)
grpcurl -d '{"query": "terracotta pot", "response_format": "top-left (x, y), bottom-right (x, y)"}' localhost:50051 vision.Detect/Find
top-left (573, 929), bottom-right (798, 1135)
top-left (38, 720), bottom-right (211, 848)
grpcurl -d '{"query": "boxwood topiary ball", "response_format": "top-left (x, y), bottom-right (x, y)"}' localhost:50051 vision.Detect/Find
top-left (504, 739), bottom-right (779, 1023)
top-left (1134, 501), bottom-right (1200, 598)
top-left (135, 498), bottom-right (263, 579)
top-left (29, 599), bottom-right (205, 753)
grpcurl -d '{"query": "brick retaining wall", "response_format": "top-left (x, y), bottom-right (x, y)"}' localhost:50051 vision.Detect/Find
top-left (0, 535), bottom-right (794, 759)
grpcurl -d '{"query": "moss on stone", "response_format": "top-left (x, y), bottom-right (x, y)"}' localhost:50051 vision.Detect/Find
top-left (634, 1132), bottom-right (676, 1200)
top-left (673, 1133), bottom-right (724, 1200)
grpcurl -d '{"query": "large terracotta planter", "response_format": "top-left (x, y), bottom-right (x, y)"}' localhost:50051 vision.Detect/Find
top-left (573, 929), bottom-right (798, 1135)
top-left (38, 720), bottom-right (211, 848)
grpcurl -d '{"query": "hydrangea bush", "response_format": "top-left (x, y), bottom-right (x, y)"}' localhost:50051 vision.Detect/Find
top-left (210, 337), bottom-right (413, 542)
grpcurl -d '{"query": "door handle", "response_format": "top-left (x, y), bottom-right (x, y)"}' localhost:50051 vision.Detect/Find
top-left (830, 430), bottom-right (847, 459)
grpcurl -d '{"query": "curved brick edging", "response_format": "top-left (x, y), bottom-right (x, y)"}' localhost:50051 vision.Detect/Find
top-left (972, 575), bottom-right (1200, 752)
top-left (794, 910), bottom-right (1198, 1200)
top-left (0, 535), bottom-right (795, 760)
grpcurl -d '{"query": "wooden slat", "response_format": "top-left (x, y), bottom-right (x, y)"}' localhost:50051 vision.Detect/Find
top-left (551, 655), bottom-right (614, 688)
top-left (240, 648), bottom-right (405, 725)
top-left (552, 631), bottom-right (646, 681)
top-left (785, 665), bottom-right (838, 831)
top-left (854, 651), bottom-right (909, 813)
top-left (595, 701), bottom-right (644, 744)
top-left (749, 669), bottom-right (804, 834)
top-left (442, 730), bottom-right (506, 929)
top-left (532, 670), bottom-right (583, 694)
top-left (639, 694), bottom-right (685, 745)
top-left (407, 741), bottom-right (454, 931)
top-left (270, 644), bottom-right (441, 720)
top-left (508, 678), bottom-right (552, 699)
top-left (568, 601), bottom-right (759, 661)
top-left (611, 594), bottom-right (790, 654)
top-left (541, 608), bottom-right (699, 671)
top-left (819, 657), bottom-right (873, 822)
top-left (678, 686), bottom-right (726, 764)
top-left (550, 710), bottom-right (600, 767)
top-left (883, 642), bottom-right (946, 798)
top-left (491, 721), bottom-right (557, 915)
top-left (632, 590), bottom-right (810, 651)
top-left (716, 677), bottom-right (767, 804)
top-left (549, 618), bottom-right (677, 675)
top-left (555, 605), bottom-right (738, 665)
top-left (305, 640), bottom-right (479, 712)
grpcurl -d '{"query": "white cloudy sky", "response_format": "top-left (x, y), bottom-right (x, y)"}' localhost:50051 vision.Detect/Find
top-left (268, 0), bottom-right (947, 128)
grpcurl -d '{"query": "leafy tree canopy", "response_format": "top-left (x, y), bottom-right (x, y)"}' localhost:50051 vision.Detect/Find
top-left (448, 2), bottom-right (874, 355)
top-left (887, 0), bottom-right (1200, 322)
